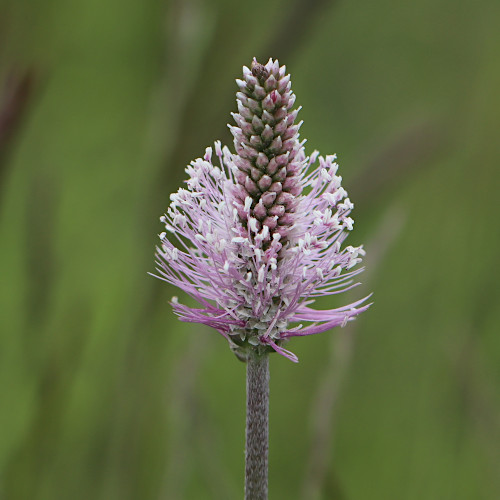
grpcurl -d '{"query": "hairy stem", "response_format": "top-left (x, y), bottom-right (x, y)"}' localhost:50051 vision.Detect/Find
top-left (245, 351), bottom-right (269, 500)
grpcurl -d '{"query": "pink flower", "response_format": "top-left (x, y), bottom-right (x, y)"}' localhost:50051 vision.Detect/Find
top-left (153, 58), bottom-right (370, 362)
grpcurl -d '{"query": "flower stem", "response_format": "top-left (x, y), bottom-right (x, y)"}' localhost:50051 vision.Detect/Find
top-left (245, 350), bottom-right (269, 500)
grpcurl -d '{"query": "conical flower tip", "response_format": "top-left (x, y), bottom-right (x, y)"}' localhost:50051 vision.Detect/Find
top-left (153, 58), bottom-right (371, 362)
top-left (231, 58), bottom-right (303, 247)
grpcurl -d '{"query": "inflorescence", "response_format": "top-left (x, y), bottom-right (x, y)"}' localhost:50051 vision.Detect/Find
top-left (153, 58), bottom-right (370, 362)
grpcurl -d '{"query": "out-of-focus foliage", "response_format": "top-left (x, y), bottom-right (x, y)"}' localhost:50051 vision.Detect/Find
top-left (1, 0), bottom-right (499, 498)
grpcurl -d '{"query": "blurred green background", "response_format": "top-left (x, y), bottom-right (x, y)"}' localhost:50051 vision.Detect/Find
top-left (1, 0), bottom-right (499, 498)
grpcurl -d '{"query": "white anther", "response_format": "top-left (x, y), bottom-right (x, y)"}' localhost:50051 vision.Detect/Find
top-left (337, 187), bottom-right (347, 200)
top-left (173, 214), bottom-right (186, 227)
top-left (212, 166), bottom-right (222, 179)
top-left (343, 198), bottom-right (354, 210)
top-left (258, 266), bottom-right (265, 283)
top-left (320, 168), bottom-right (332, 181)
top-left (244, 196), bottom-right (252, 212)
top-left (310, 150), bottom-right (320, 164)
top-left (260, 225), bottom-right (269, 240)
top-left (249, 217), bottom-right (258, 232)
top-left (323, 193), bottom-right (335, 205)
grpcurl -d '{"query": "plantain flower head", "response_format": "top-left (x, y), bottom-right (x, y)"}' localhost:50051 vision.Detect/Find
top-left (153, 58), bottom-right (370, 362)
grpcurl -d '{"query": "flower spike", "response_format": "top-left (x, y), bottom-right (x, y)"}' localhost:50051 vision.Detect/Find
top-left (153, 58), bottom-right (370, 362)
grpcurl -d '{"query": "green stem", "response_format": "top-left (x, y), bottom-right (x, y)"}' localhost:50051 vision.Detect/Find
top-left (245, 351), bottom-right (269, 500)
